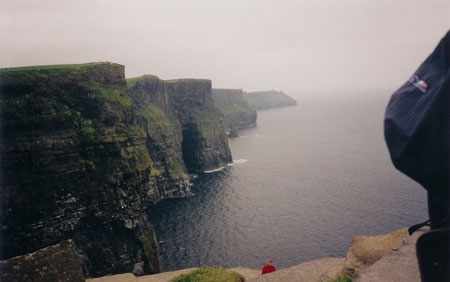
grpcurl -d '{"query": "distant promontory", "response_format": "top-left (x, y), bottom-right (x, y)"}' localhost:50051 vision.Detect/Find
top-left (243, 90), bottom-right (297, 110)
top-left (212, 88), bottom-right (257, 133)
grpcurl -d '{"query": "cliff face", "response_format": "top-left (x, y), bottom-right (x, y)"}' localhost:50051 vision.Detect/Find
top-left (0, 63), bottom-right (161, 277)
top-left (127, 75), bottom-right (190, 202)
top-left (212, 89), bottom-right (257, 132)
top-left (129, 76), bottom-right (232, 173)
top-left (243, 90), bottom-right (297, 110)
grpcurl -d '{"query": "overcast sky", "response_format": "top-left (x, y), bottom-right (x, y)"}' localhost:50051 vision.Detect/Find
top-left (1, 0), bottom-right (449, 94)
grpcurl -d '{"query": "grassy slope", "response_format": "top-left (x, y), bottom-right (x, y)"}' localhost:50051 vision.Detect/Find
top-left (170, 267), bottom-right (244, 282)
top-left (126, 74), bottom-right (160, 88)
top-left (0, 62), bottom-right (116, 72)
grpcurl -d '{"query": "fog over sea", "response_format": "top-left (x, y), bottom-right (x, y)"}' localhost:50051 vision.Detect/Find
top-left (148, 90), bottom-right (428, 271)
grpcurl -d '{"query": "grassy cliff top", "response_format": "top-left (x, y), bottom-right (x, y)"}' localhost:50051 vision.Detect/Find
top-left (0, 62), bottom-right (125, 87)
top-left (212, 88), bottom-right (243, 91)
top-left (126, 76), bottom-right (211, 88)
top-left (126, 74), bottom-right (160, 88)
top-left (170, 267), bottom-right (244, 282)
top-left (0, 62), bottom-right (122, 73)
top-left (165, 78), bottom-right (211, 83)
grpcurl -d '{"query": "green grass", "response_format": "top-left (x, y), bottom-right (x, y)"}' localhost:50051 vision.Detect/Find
top-left (165, 78), bottom-right (211, 83)
top-left (80, 159), bottom-right (96, 171)
top-left (0, 62), bottom-right (122, 86)
top-left (98, 87), bottom-right (132, 107)
top-left (76, 118), bottom-right (99, 143)
top-left (170, 267), bottom-right (244, 282)
top-left (135, 103), bottom-right (172, 126)
top-left (328, 274), bottom-right (354, 282)
top-left (195, 109), bottom-right (221, 123)
top-left (126, 74), bottom-right (159, 88)
top-left (150, 168), bottom-right (163, 177)
top-left (0, 62), bottom-right (116, 72)
top-left (219, 103), bottom-right (252, 114)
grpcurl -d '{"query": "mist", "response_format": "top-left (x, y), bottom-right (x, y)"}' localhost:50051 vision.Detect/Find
top-left (1, 0), bottom-right (449, 95)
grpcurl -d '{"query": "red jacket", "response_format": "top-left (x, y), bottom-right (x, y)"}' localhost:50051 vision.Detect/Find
top-left (261, 264), bottom-right (276, 274)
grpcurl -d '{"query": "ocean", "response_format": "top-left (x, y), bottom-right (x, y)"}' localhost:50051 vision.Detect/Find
top-left (148, 90), bottom-right (428, 271)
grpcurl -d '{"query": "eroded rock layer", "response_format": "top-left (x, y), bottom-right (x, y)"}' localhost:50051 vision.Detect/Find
top-left (212, 88), bottom-right (257, 132)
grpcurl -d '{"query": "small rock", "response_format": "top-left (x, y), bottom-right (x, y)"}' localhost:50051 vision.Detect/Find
top-left (132, 262), bottom-right (144, 276)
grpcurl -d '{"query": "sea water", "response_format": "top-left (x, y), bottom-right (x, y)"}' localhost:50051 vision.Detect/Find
top-left (148, 90), bottom-right (428, 271)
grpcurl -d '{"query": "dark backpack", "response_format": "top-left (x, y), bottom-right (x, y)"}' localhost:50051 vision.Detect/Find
top-left (385, 30), bottom-right (450, 282)
top-left (384, 30), bottom-right (450, 193)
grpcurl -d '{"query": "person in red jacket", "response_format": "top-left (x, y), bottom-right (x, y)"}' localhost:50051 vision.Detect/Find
top-left (261, 260), bottom-right (276, 274)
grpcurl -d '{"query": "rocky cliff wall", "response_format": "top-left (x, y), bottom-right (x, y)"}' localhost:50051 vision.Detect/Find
top-left (212, 88), bottom-right (257, 131)
top-left (244, 90), bottom-right (297, 110)
top-left (0, 63), bottom-right (161, 277)
top-left (128, 75), bottom-right (190, 200)
top-left (129, 76), bottom-right (232, 173)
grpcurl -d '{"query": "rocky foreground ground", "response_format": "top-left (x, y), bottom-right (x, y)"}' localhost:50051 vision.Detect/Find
top-left (0, 227), bottom-right (425, 281)
top-left (85, 227), bottom-right (425, 282)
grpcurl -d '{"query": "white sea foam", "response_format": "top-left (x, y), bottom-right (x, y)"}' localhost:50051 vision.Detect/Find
top-left (227, 159), bottom-right (248, 166)
top-left (204, 166), bottom-right (226, 173)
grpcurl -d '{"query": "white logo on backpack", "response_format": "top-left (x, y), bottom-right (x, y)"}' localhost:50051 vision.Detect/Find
top-left (409, 75), bottom-right (429, 93)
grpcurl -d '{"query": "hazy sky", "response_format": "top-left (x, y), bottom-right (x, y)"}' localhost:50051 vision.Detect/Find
top-left (1, 0), bottom-right (449, 93)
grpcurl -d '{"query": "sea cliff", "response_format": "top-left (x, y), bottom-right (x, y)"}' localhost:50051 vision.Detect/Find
top-left (212, 88), bottom-right (257, 132)
top-left (0, 63), bottom-right (232, 278)
top-left (244, 90), bottom-right (297, 110)
top-left (129, 75), bottom-right (232, 173)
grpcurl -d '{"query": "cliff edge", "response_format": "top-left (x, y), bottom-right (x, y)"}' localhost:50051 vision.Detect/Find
top-left (244, 90), bottom-right (297, 111)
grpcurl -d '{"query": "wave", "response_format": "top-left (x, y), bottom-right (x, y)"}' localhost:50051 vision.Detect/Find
top-left (204, 166), bottom-right (226, 173)
top-left (203, 159), bottom-right (248, 173)
top-left (227, 159), bottom-right (248, 166)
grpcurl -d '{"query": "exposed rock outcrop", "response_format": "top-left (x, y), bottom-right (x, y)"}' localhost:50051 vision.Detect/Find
top-left (0, 63), bottom-right (161, 277)
top-left (244, 90), bottom-right (297, 110)
top-left (0, 240), bottom-right (85, 282)
top-left (356, 228), bottom-right (424, 282)
top-left (343, 228), bottom-right (409, 278)
top-left (129, 76), bottom-right (232, 173)
top-left (212, 88), bottom-right (257, 132)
